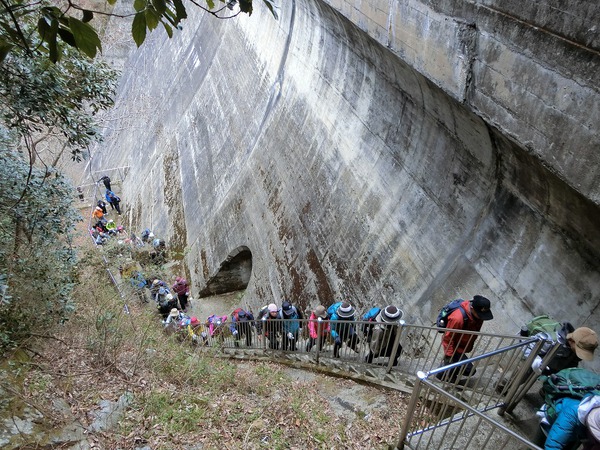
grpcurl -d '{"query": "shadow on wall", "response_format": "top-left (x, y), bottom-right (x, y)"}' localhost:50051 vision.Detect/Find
top-left (199, 246), bottom-right (252, 297)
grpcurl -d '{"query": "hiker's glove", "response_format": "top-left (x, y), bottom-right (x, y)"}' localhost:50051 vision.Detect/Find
top-left (531, 356), bottom-right (544, 375)
top-left (232, 330), bottom-right (238, 335)
top-left (287, 332), bottom-right (294, 340)
top-left (335, 337), bottom-right (342, 346)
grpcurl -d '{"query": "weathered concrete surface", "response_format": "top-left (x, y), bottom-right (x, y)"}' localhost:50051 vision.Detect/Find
top-left (89, 0), bottom-right (600, 368)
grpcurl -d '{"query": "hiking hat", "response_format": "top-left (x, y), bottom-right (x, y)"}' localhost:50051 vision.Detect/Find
top-left (268, 303), bottom-right (278, 313)
top-left (169, 308), bottom-right (179, 318)
top-left (314, 305), bottom-right (327, 319)
top-left (471, 295), bottom-right (493, 321)
top-left (238, 310), bottom-right (247, 320)
top-left (282, 301), bottom-right (293, 317)
top-left (380, 305), bottom-right (403, 323)
top-left (152, 279), bottom-right (160, 286)
top-left (567, 327), bottom-right (598, 361)
top-left (158, 287), bottom-right (166, 295)
top-left (337, 302), bottom-right (355, 319)
top-left (166, 293), bottom-right (174, 301)
top-left (190, 317), bottom-right (199, 326)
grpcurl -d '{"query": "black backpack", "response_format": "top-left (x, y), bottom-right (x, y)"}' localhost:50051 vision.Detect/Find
top-left (436, 299), bottom-right (468, 332)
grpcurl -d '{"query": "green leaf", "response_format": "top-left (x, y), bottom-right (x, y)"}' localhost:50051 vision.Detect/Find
top-left (134, 0), bottom-right (147, 12)
top-left (131, 12), bottom-right (147, 47)
top-left (107, 0), bottom-right (117, 4)
top-left (48, 20), bottom-right (59, 62)
top-left (152, 0), bottom-right (167, 15)
top-left (172, 0), bottom-right (187, 20)
top-left (206, 0), bottom-right (214, 10)
top-left (261, 0), bottom-right (278, 19)
top-left (145, 8), bottom-right (159, 30)
top-left (37, 17), bottom-right (51, 42)
top-left (68, 17), bottom-right (102, 58)
top-left (82, 10), bottom-right (94, 23)
top-left (238, 0), bottom-right (252, 15)
top-left (57, 28), bottom-right (77, 47)
top-left (162, 21), bottom-right (173, 38)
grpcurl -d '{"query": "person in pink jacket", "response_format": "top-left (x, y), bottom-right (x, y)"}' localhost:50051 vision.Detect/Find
top-left (306, 305), bottom-right (330, 352)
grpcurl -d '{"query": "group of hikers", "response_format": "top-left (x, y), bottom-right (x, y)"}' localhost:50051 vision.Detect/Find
top-left (146, 286), bottom-right (405, 365)
top-left (89, 175), bottom-right (124, 245)
top-left (437, 295), bottom-right (600, 450)
top-left (85, 178), bottom-right (596, 450)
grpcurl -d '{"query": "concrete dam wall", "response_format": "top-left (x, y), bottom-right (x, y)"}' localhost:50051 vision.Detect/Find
top-left (91, 0), bottom-right (600, 351)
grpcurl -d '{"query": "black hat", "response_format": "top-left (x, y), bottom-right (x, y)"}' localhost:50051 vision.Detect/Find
top-left (380, 305), bottom-right (403, 323)
top-left (282, 301), bottom-right (293, 316)
top-left (471, 295), bottom-right (493, 321)
top-left (238, 310), bottom-right (247, 319)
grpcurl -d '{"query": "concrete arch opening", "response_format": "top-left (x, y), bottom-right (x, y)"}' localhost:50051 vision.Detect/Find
top-left (199, 246), bottom-right (253, 298)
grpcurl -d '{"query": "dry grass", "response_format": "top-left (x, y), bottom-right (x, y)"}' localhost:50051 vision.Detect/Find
top-left (13, 245), bottom-right (409, 449)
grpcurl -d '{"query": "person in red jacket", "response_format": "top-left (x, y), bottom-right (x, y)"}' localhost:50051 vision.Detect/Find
top-left (437, 295), bottom-right (493, 381)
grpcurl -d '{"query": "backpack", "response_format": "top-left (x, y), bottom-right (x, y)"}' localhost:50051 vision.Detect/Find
top-left (232, 308), bottom-right (245, 321)
top-left (436, 299), bottom-right (468, 332)
top-left (525, 315), bottom-right (561, 339)
top-left (362, 307), bottom-right (381, 342)
top-left (327, 302), bottom-right (343, 318)
top-left (542, 368), bottom-right (600, 421)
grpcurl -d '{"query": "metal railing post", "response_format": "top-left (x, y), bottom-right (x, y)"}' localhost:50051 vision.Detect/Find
top-left (262, 316), bottom-right (267, 350)
top-left (396, 370), bottom-right (426, 450)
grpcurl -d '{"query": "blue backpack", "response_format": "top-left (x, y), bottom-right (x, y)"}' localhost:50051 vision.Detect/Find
top-left (436, 299), bottom-right (468, 332)
top-left (362, 307), bottom-right (381, 342)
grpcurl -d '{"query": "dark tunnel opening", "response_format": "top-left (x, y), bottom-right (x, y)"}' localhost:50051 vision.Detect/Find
top-left (198, 246), bottom-right (253, 297)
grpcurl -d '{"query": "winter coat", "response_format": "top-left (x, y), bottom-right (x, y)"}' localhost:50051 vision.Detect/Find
top-left (229, 310), bottom-right (255, 334)
top-left (281, 310), bottom-right (301, 334)
top-left (328, 301), bottom-right (356, 340)
top-left (545, 395), bottom-right (600, 450)
top-left (105, 190), bottom-right (120, 204)
top-left (308, 312), bottom-right (330, 338)
top-left (370, 316), bottom-right (399, 357)
top-left (256, 306), bottom-right (281, 337)
top-left (172, 279), bottom-right (189, 296)
top-left (441, 300), bottom-right (484, 357)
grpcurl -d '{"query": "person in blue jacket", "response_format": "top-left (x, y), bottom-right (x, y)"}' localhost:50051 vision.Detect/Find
top-left (327, 301), bottom-right (360, 358)
top-left (280, 301), bottom-right (303, 351)
top-left (544, 394), bottom-right (600, 450)
top-left (105, 189), bottom-right (122, 215)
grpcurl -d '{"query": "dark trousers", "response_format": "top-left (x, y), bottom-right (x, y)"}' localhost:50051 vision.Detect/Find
top-left (112, 201), bottom-right (121, 214)
top-left (306, 337), bottom-right (325, 352)
top-left (333, 333), bottom-right (359, 358)
top-left (234, 322), bottom-right (252, 347)
top-left (177, 293), bottom-right (189, 311)
top-left (282, 331), bottom-right (298, 351)
top-left (436, 353), bottom-right (475, 382)
top-left (366, 344), bottom-right (403, 366)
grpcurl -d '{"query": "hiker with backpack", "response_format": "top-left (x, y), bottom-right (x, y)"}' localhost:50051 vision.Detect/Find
top-left (541, 368), bottom-right (600, 450)
top-left (97, 199), bottom-right (108, 215)
top-left (256, 303), bottom-right (282, 349)
top-left (328, 301), bottom-right (360, 358)
top-left (437, 295), bottom-right (493, 382)
top-left (105, 189), bottom-right (122, 215)
top-left (280, 301), bottom-right (303, 351)
top-left (172, 276), bottom-right (190, 311)
top-left (230, 308), bottom-right (255, 347)
top-left (98, 175), bottom-right (112, 191)
top-left (525, 322), bottom-right (599, 376)
top-left (365, 305), bottom-right (404, 366)
top-left (306, 305), bottom-right (330, 352)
